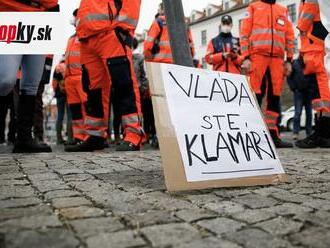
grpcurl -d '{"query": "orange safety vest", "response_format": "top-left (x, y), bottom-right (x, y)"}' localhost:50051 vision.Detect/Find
top-left (144, 15), bottom-right (195, 64)
top-left (65, 35), bottom-right (82, 78)
top-left (297, 0), bottom-right (326, 52)
top-left (0, 0), bottom-right (58, 11)
top-left (240, 0), bottom-right (295, 60)
top-left (77, 0), bottom-right (141, 39)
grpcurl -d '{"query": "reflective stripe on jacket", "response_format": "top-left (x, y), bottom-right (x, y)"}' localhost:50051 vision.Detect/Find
top-left (143, 15), bottom-right (195, 64)
top-left (65, 35), bottom-right (82, 78)
top-left (77, 0), bottom-right (141, 39)
top-left (240, 0), bottom-right (295, 59)
top-left (298, 0), bottom-right (328, 51)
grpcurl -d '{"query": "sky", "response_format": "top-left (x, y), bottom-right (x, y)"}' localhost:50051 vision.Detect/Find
top-left (61, 0), bottom-right (222, 34)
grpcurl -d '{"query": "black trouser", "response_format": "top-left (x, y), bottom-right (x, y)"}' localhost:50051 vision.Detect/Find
top-left (141, 97), bottom-right (156, 136)
top-left (110, 88), bottom-right (122, 137)
top-left (0, 91), bottom-right (16, 143)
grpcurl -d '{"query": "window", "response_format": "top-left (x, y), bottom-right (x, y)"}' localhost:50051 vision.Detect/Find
top-left (207, 8), bottom-right (212, 16)
top-left (243, 0), bottom-right (249, 4)
top-left (287, 4), bottom-right (296, 23)
top-left (224, 2), bottom-right (230, 10)
top-left (201, 30), bottom-right (207, 46)
top-left (191, 14), bottom-right (195, 22)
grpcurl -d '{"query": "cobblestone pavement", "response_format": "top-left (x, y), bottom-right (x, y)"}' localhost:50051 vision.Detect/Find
top-left (0, 145), bottom-right (330, 248)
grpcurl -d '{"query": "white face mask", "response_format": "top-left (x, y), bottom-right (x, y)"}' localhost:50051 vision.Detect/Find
top-left (70, 17), bottom-right (77, 27)
top-left (221, 25), bottom-right (232, 34)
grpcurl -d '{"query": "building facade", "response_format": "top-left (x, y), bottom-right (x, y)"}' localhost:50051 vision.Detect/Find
top-left (189, 0), bottom-right (301, 68)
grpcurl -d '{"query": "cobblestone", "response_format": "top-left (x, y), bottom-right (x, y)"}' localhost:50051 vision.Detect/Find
top-left (0, 147), bottom-right (329, 247)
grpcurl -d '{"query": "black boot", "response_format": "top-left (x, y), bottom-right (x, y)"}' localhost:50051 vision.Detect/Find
top-left (270, 130), bottom-right (293, 148)
top-left (116, 140), bottom-right (140, 151)
top-left (56, 121), bottom-right (65, 145)
top-left (318, 116), bottom-right (330, 148)
top-left (64, 136), bottom-right (105, 152)
top-left (296, 115), bottom-right (320, 148)
top-left (13, 95), bottom-right (52, 153)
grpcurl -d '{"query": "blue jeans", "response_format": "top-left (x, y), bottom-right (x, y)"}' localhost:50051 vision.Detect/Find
top-left (293, 89), bottom-right (313, 135)
top-left (0, 55), bottom-right (46, 96)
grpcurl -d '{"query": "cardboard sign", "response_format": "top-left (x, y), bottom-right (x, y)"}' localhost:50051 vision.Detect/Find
top-left (147, 63), bottom-right (287, 192)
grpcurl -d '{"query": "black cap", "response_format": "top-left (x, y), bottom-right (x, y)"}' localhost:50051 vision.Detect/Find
top-left (73, 8), bottom-right (78, 17)
top-left (221, 15), bottom-right (232, 25)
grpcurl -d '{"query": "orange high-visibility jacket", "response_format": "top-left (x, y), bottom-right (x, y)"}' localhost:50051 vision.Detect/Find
top-left (0, 0), bottom-right (58, 11)
top-left (144, 15), bottom-right (195, 63)
top-left (240, 0), bottom-right (295, 60)
top-left (65, 35), bottom-right (82, 78)
top-left (297, 0), bottom-right (326, 52)
top-left (77, 0), bottom-right (141, 39)
top-left (205, 33), bottom-right (243, 74)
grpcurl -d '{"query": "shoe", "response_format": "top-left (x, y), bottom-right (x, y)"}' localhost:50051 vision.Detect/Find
top-left (318, 137), bottom-right (330, 148)
top-left (318, 115), bottom-right (330, 148)
top-left (116, 141), bottom-right (140, 151)
top-left (56, 122), bottom-right (65, 145)
top-left (65, 136), bottom-right (105, 152)
top-left (13, 140), bottom-right (52, 153)
top-left (269, 130), bottom-right (293, 148)
top-left (295, 132), bottom-right (319, 148)
top-left (273, 138), bottom-right (293, 148)
top-left (13, 94), bottom-right (52, 154)
top-left (150, 135), bottom-right (159, 148)
top-left (296, 117), bottom-right (327, 149)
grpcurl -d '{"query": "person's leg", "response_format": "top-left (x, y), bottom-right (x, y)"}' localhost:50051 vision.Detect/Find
top-left (65, 36), bottom-right (109, 152)
top-left (297, 50), bottom-right (330, 148)
top-left (148, 99), bottom-right (156, 137)
top-left (66, 101), bottom-right (74, 144)
top-left (7, 92), bottom-right (16, 144)
top-left (19, 55), bottom-right (45, 95)
top-left (268, 57), bottom-right (292, 148)
top-left (13, 55), bottom-right (51, 153)
top-left (0, 94), bottom-right (9, 143)
top-left (98, 31), bottom-right (144, 150)
top-left (304, 89), bottom-right (313, 136)
top-left (141, 98), bottom-right (150, 139)
top-left (0, 55), bottom-right (22, 96)
top-left (293, 90), bottom-right (303, 136)
top-left (56, 97), bottom-right (66, 144)
top-left (250, 54), bottom-right (269, 106)
top-left (65, 76), bottom-right (88, 142)
top-left (33, 83), bottom-right (45, 142)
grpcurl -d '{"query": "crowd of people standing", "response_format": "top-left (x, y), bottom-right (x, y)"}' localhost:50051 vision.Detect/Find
top-left (0, 0), bottom-right (329, 153)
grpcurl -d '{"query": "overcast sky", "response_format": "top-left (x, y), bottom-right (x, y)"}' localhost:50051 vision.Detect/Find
top-left (61, 0), bottom-right (222, 34)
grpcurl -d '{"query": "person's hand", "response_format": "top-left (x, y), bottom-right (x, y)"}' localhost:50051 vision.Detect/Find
top-left (284, 62), bottom-right (292, 76)
top-left (222, 52), bottom-right (230, 60)
top-left (241, 59), bottom-right (252, 71)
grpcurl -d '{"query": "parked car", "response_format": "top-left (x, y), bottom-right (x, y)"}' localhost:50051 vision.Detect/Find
top-left (280, 106), bottom-right (315, 131)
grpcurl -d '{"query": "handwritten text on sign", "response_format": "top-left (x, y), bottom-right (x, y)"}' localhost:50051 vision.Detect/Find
top-left (161, 64), bottom-right (284, 182)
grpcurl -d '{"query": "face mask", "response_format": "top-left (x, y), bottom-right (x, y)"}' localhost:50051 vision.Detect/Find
top-left (70, 17), bottom-right (77, 27)
top-left (221, 25), bottom-right (232, 34)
